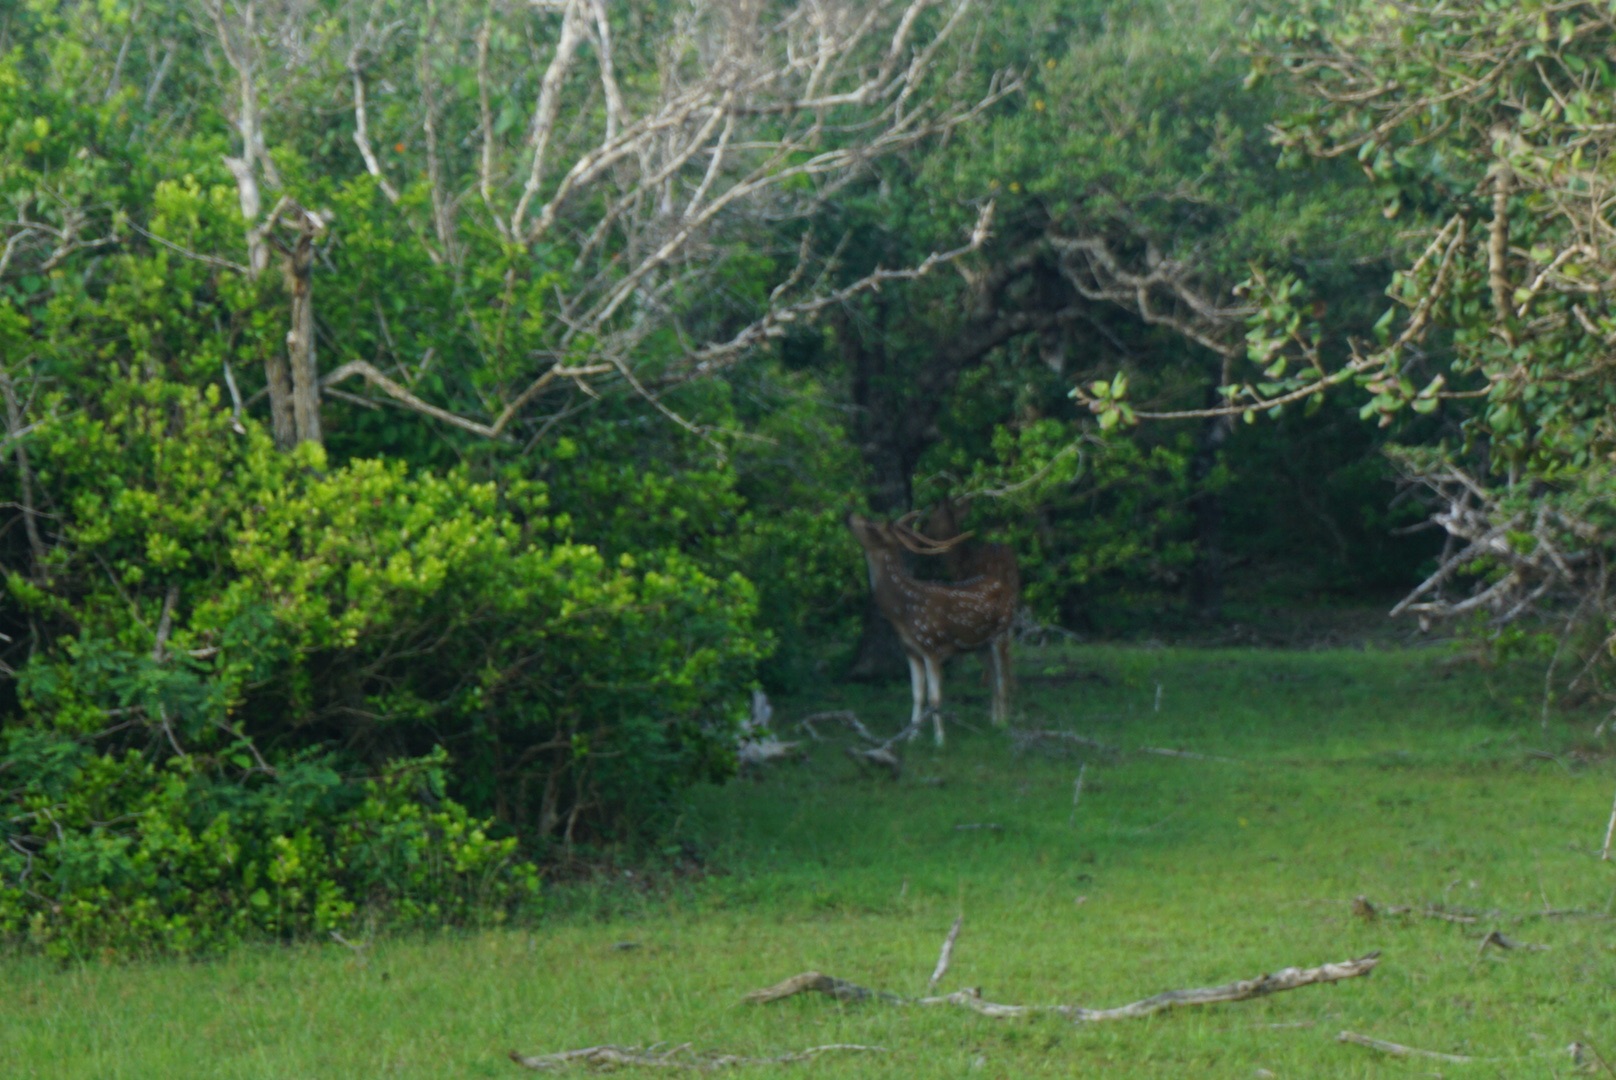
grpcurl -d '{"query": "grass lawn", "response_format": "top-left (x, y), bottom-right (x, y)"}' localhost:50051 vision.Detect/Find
top-left (6, 643), bottom-right (1615, 1077)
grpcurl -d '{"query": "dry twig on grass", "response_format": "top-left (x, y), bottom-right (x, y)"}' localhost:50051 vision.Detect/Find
top-left (840, 712), bottom-right (927, 780)
top-left (1476, 929), bottom-right (1548, 955)
top-left (745, 953), bottom-right (1380, 1022)
top-left (509, 1043), bottom-right (885, 1071)
top-left (1603, 784), bottom-right (1616, 861)
top-left (1009, 728), bottom-right (1123, 759)
top-left (1138, 746), bottom-right (1243, 764)
top-left (844, 744), bottom-right (903, 781)
top-left (928, 915), bottom-right (963, 993)
top-left (1336, 1031), bottom-right (1472, 1063)
top-left (1351, 896), bottom-right (1480, 924)
top-left (1009, 729), bottom-right (1241, 765)
top-left (798, 710), bottom-right (880, 744)
top-left (1354, 894), bottom-right (1608, 931)
top-left (735, 739), bottom-right (805, 771)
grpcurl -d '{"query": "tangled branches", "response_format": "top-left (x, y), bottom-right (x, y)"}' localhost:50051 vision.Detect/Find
top-left (1390, 459), bottom-right (1614, 632)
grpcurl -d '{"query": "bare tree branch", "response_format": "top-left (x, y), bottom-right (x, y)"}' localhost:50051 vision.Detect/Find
top-left (746, 953), bottom-right (1381, 1021)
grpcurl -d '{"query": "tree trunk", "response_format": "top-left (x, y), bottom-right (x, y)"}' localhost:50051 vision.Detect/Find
top-left (843, 304), bottom-right (917, 681)
top-left (1187, 382), bottom-right (1232, 620)
top-left (283, 218), bottom-right (323, 447)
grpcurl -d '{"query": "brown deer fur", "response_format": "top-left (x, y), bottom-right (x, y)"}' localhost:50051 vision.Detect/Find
top-left (921, 495), bottom-right (1021, 698)
top-left (846, 511), bottom-right (1018, 746)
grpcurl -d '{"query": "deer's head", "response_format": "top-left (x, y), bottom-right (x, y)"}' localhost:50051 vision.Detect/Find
top-left (845, 511), bottom-right (973, 559)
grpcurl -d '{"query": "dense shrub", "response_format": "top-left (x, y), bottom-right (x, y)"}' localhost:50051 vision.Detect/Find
top-left (0, 372), bottom-right (765, 951)
top-left (0, 740), bottom-right (534, 958)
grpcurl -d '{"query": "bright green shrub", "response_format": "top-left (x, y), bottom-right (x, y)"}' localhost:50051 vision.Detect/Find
top-left (0, 736), bottom-right (534, 958)
top-left (1, 371), bottom-right (765, 953)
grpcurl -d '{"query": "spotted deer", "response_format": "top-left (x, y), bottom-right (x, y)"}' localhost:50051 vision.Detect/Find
top-left (846, 510), bottom-right (1019, 746)
top-left (921, 494), bottom-right (1021, 699)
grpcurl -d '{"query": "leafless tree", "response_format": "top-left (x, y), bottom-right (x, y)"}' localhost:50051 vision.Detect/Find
top-left (194, 0), bottom-right (1016, 448)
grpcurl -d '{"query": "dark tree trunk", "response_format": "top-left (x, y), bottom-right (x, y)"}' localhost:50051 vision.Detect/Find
top-left (843, 304), bottom-right (919, 681)
top-left (1187, 380), bottom-right (1233, 620)
top-left (283, 224), bottom-right (323, 447)
top-left (263, 327), bottom-right (297, 450)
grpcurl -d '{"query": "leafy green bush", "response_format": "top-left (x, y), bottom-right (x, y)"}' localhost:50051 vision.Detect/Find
top-left (0, 737), bottom-right (534, 958)
top-left (1, 370), bottom-right (765, 952)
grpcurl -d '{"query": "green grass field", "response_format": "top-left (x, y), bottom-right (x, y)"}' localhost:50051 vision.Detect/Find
top-left (7, 643), bottom-right (1616, 1077)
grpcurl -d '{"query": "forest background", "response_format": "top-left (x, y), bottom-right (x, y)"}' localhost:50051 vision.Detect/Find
top-left (4, 0), bottom-right (1615, 956)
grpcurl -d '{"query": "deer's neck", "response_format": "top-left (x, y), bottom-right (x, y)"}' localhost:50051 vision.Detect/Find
top-left (863, 547), bottom-right (916, 617)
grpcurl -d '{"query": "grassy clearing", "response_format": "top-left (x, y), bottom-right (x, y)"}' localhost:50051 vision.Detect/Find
top-left (6, 643), bottom-right (1616, 1078)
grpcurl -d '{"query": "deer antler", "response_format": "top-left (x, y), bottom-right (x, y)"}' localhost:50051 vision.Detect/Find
top-left (891, 520), bottom-right (975, 555)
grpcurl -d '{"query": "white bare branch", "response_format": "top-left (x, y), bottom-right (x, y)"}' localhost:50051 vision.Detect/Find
top-left (746, 953), bottom-right (1382, 1021)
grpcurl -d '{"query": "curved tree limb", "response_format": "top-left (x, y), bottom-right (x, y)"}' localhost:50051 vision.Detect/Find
top-left (745, 952), bottom-right (1381, 1022)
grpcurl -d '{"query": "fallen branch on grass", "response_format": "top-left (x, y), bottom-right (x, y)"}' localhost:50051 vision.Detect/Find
top-left (1069, 763), bottom-right (1087, 824)
top-left (1336, 1031), bottom-right (1472, 1064)
top-left (509, 1043), bottom-right (885, 1071)
top-left (1603, 784), bottom-right (1616, 861)
top-left (1476, 929), bottom-right (1548, 954)
top-left (1139, 746), bottom-right (1243, 764)
top-left (1514, 908), bottom-right (1610, 922)
top-left (1351, 896), bottom-right (1479, 924)
top-left (1009, 728), bottom-right (1123, 759)
top-left (928, 916), bottom-right (963, 993)
top-left (737, 738), bottom-right (806, 770)
top-left (798, 711), bottom-right (880, 744)
top-left (845, 744), bottom-right (902, 780)
top-left (744, 953), bottom-right (1380, 1022)
top-left (1350, 892), bottom-right (1590, 931)
top-left (745, 972), bottom-right (907, 1005)
top-left (840, 712), bottom-right (928, 780)
top-left (1009, 729), bottom-right (1241, 765)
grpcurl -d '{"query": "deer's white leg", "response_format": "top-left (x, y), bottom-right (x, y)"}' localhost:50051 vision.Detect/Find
top-left (923, 654), bottom-right (944, 746)
top-left (990, 633), bottom-right (1011, 726)
top-left (906, 653), bottom-right (926, 740)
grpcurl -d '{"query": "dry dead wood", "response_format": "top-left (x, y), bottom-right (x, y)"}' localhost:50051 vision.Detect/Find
top-left (1011, 729), bottom-right (1242, 765)
top-left (745, 953), bottom-right (1380, 1022)
top-left (1476, 929), bottom-right (1548, 954)
top-left (845, 744), bottom-right (902, 780)
top-left (1603, 784), bottom-right (1616, 861)
top-left (1139, 746), bottom-right (1243, 765)
top-left (745, 972), bottom-right (907, 1005)
top-left (928, 916), bottom-right (963, 993)
top-left (799, 710), bottom-right (881, 744)
top-left (1069, 762), bottom-right (1087, 824)
top-left (736, 739), bottom-right (805, 770)
top-left (509, 1043), bottom-right (885, 1071)
top-left (735, 692), bottom-right (804, 771)
top-left (1355, 894), bottom-right (1606, 930)
top-left (1009, 728), bottom-right (1123, 759)
top-left (837, 711), bottom-right (928, 780)
top-left (1351, 896), bottom-right (1480, 924)
top-left (1336, 1031), bottom-right (1472, 1063)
